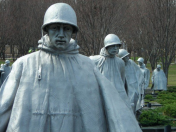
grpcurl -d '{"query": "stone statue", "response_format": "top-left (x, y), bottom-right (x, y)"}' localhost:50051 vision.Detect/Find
top-left (0, 60), bottom-right (11, 87)
top-left (118, 49), bottom-right (145, 114)
top-left (0, 3), bottom-right (141, 132)
top-left (89, 34), bottom-right (132, 111)
top-left (151, 64), bottom-right (167, 91)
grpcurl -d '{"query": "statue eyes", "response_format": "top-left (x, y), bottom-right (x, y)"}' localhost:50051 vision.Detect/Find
top-left (49, 25), bottom-right (72, 32)
top-left (51, 27), bottom-right (58, 30)
top-left (64, 27), bottom-right (71, 31)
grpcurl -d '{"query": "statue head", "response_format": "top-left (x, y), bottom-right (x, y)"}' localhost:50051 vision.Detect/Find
top-left (137, 57), bottom-right (144, 66)
top-left (5, 60), bottom-right (10, 66)
top-left (42, 3), bottom-right (78, 51)
top-left (118, 49), bottom-right (130, 63)
top-left (157, 64), bottom-right (161, 71)
top-left (104, 34), bottom-right (121, 56)
top-left (0, 64), bottom-right (4, 69)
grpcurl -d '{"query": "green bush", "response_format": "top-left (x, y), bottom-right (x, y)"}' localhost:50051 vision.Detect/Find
top-left (141, 86), bottom-right (176, 127)
top-left (163, 103), bottom-right (176, 118)
top-left (145, 95), bottom-right (153, 100)
top-left (167, 86), bottom-right (176, 93)
top-left (139, 109), bottom-right (172, 126)
top-left (156, 91), bottom-right (176, 105)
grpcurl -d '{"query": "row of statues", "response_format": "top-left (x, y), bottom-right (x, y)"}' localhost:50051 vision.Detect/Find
top-left (0, 3), bottom-right (167, 132)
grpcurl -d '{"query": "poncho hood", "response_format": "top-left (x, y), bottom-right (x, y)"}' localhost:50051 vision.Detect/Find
top-left (100, 47), bottom-right (115, 58)
top-left (38, 35), bottom-right (79, 55)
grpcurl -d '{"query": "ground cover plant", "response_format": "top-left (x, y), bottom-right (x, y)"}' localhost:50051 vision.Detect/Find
top-left (140, 86), bottom-right (176, 127)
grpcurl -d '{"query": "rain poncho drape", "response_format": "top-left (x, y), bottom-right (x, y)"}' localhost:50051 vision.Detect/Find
top-left (0, 38), bottom-right (142, 132)
top-left (151, 69), bottom-right (167, 90)
top-left (89, 47), bottom-right (131, 110)
top-left (139, 64), bottom-right (150, 89)
top-left (125, 59), bottom-right (144, 111)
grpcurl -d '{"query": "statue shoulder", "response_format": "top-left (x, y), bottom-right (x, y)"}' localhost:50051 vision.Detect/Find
top-left (14, 51), bottom-right (40, 65)
top-left (89, 55), bottom-right (101, 61)
top-left (115, 57), bottom-right (125, 66)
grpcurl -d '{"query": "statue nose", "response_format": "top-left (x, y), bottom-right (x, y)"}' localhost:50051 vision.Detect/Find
top-left (57, 27), bottom-right (64, 38)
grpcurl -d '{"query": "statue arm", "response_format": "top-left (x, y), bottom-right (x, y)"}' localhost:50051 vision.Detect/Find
top-left (0, 60), bottom-right (23, 131)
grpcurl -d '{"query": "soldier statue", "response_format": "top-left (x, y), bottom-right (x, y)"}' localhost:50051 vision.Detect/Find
top-left (90, 34), bottom-right (132, 111)
top-left (137, 57), bottom-right (150, 89)
top-left (137, 57), bottom-right (150, 106)
top-left (118, 49), bottom-right (144, 116)
top-left (0, 3), bottom-right (141, 132)
top-left (151, 64), bottom-right (167, 92)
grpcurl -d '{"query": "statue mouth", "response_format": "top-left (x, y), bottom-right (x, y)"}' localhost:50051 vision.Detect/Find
top-left (55, 40), bottom-right (66, 45)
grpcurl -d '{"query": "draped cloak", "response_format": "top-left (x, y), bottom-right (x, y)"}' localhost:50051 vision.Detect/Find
top-left (151, 69), bottom-right (167, 90)
top-left (125, 60), bottom-right (144, 111)
top-left (89, 48), bottom-right (132, 111)
top-left (0, 40), bottom-right (142, 132)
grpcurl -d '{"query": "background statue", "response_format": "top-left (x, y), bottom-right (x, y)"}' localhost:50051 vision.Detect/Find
top-left (137, 57), bottom-right (150, 89)
top-left (137, 57), bottom-right (150, 107)
top-left (0, 3), bottom-right (141, 132)
top-left (118, 49), bottom-right (145, 115)
top-left (151, 64), bottom-right (167, 92)
top-left (89, 34), bottom-right (132, 111)
top-left (0, 60), bottom-right (11, 87)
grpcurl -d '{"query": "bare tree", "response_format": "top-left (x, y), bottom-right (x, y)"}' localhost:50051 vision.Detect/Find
top-left (71, 0), bottom-right (132, 55)
top-left (130, 0), bottom-right (176, 80)
top-left (0, 0), bottom-right (12, 60)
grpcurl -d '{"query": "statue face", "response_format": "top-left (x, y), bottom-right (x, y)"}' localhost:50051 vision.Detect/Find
top-left (47, 23), bottom-right (73, 50)
top-left (106, 45), bottom-right (120, 56)
top-left (157, 67), bottom-right (161, 71)
top-left (138, 61), bottom-right (143, 66)
top-left (123, 55), bottom-right (129, 62)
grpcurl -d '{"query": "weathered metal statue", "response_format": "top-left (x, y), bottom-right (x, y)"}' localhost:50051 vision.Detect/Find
top-left (137, 57), bottom-right (150, 107)
top-left (89, 34), bottom-right (132, 111)
top-left (137, 57), bottom-right (150, 89)
top-left (118, 49), bottom-right (144, 113)
top-left (0, 60), bottom-right (11, 87)
top-left (151, 64), bottom-right (167, 91)
top-left (0, 3), bottom-right (141, 132)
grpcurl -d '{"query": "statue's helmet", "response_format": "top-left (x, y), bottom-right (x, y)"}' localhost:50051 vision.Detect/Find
top-left (5, 60), bottom-right (10, 64)
top-left (42, 3), bottom-right (78, 33)
top-left (118, 49), bottom-right (129, 59)
top-left (104, 34), bottom-right (121, 48)
top-left (137, 57), bottom-right (144, 63)
top-left (157, 64), bottom-right (161, 68)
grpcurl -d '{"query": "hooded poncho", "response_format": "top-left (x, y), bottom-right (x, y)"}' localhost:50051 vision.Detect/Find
top-left (0, 37), bottom-right (141, 132)
top-left (151, 69), bottom-right (167, 90)
top-left (138, 64), bottom-right (150, 89)
top-left (89, 47), bottom-right (132, 111)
